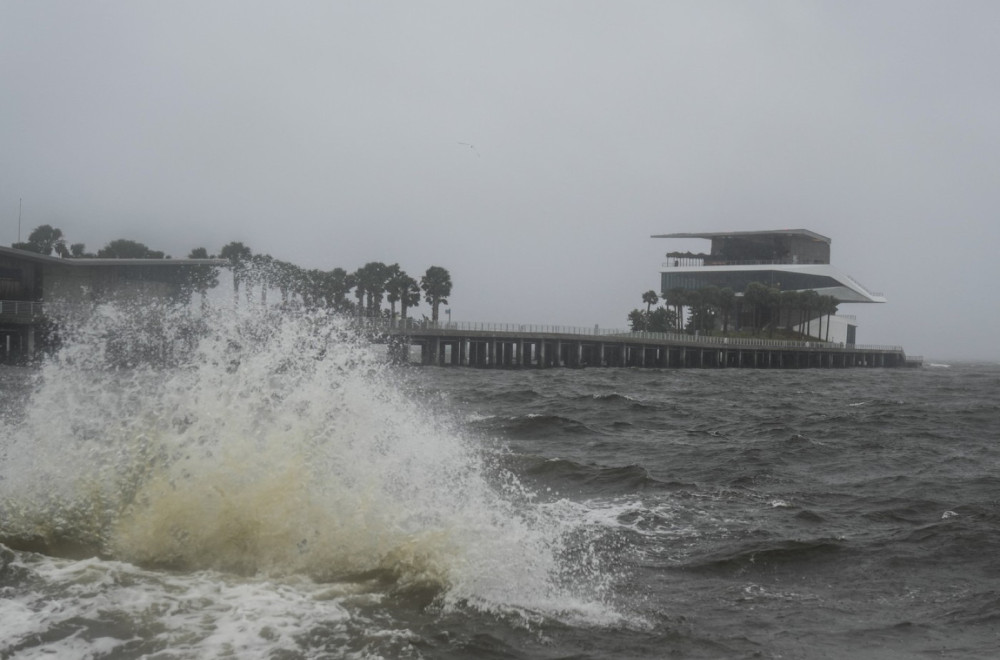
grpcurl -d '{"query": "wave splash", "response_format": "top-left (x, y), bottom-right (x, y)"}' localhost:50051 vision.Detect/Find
top-left (0, 302), bottom-right (619, 620)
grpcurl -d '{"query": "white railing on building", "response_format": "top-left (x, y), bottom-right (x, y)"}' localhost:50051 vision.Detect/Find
top-left (839, 273), bottom-right (884, 300)
top-left (661, 258), bottom-right (803, 268)
top-left (0, 300), bottom-right (45, 317)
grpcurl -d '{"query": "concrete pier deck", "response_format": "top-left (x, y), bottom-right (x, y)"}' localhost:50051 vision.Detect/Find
top-left (368, 320), bottom-right (914, 369)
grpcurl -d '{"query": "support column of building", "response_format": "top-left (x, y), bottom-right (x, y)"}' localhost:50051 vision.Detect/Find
top-left (430, 337), bottom-right (441, 366)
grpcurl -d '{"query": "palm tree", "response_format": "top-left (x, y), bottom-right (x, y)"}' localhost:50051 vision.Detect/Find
top-left (767, 286), bottom-right (782, 338)
top-left (303, 268), bottom-right (319, 307)
top-left (780, 290), bottom-right (801, 333)
top-left (821, 295), bottom-right (839, 342)
top-left (399, 275), bottom-right (421, 322)
top-left (742, 283), bottom-right (767, 334)
top-left (323, 267), bottom-right (353, 311)
top-left (353, 262), bottom-right (390, 316)
top-left (250, 253), bottom-right (275, 304)
top-left (718, 287), bottom-right (735, 334)
top-left (269, 259), bottom-right (295, 304)
top-left (665, 288), bottom-right (689, 331)
top-left (384, 264), bottom-right (405, 318)
top-left (352, 271), bottom-right (366, 317)
top-left (421, 266), bottom-right (452, 322)
top-left (220, 242), bottom-right (252, 305)
top-left (683, 286), bottom-right (720, 335)
top-left (801, 289), bottom-right (821, 338)
top-left (186, 247), bottom-right (219, 308)
top-left (642, 290), bottom-right (659, 314)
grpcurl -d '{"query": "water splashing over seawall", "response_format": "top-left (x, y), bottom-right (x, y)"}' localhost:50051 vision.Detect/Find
top-left (0, 302), bottom-right (617, 619)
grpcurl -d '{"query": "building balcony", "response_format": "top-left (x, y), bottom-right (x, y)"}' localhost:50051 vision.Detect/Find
top-left (662, 257), bottom-right (828, 268)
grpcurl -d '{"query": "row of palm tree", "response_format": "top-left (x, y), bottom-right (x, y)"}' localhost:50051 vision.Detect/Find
top-left (739, 283), bottom-right (840, 340)
top-left (208, 242), bottom-right (453, 321)
top-left (630, 285), bottom-right (841, 340)
top-left (10, 226), bottom-right (454, 321)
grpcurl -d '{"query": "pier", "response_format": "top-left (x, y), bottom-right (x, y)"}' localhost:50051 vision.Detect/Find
top-left (2, 300), bottom-right (918, 369)
top-left (370, 320), bottom-right (916, 369)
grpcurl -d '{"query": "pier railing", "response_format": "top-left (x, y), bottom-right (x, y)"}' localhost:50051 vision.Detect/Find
top-left (1, 301), bottom-right (903, 354)
top-left (357, 318), bottom-right (903, 352)
top-left (0, 300), bottom-right (45, 318)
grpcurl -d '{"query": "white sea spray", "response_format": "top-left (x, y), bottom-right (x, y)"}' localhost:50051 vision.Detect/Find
top-left (0, 300), bottom-right (624, 630)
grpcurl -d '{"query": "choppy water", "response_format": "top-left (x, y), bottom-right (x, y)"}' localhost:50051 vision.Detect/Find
top-left (1, 305), bottom-right (998, 659)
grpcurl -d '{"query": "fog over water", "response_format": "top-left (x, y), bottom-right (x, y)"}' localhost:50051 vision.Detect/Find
top-left (2, 2), bottom-right (998, 360)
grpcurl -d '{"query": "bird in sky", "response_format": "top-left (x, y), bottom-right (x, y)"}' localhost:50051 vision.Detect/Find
top-left (457, 142), bottom-right (480, 157)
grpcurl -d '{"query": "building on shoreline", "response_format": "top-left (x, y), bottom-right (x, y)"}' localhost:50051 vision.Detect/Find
top-left (0, 245), bottom-right (227, 361)
top-left (652, 229), bottom-right (885, 344)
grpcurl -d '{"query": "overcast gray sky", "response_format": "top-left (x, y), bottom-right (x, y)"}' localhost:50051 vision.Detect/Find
top-left (2, 1), bottom-right (998, 361)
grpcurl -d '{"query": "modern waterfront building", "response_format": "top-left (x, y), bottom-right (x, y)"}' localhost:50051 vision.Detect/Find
top-left (0, 245), bottom-right (227, 361)
top-left (652, 229), bottom-right (885, 343)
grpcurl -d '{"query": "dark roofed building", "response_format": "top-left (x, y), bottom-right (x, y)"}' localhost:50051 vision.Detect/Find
top-left (0, 245), bottom-right (227, 361)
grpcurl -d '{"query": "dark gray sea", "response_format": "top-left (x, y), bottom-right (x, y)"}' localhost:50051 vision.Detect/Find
top-left (1, 306), bottom-right (998, 659)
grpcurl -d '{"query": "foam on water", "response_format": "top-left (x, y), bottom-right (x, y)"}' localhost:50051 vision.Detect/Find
top-left (0, 301), bottom-right (621, 627)
top-left (0, 548), bottom-right (367, 658)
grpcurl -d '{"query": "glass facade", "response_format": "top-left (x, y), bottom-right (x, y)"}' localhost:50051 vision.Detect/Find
top-left (661, 270), bottom-right (842, 294)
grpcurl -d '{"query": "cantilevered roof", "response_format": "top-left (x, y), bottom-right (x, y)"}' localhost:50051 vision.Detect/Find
top-left (651, 229), bottom-right (831, 244)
